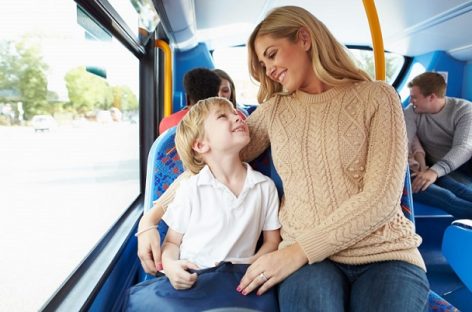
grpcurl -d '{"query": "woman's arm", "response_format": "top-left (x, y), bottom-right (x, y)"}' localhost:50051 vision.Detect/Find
top-left (409, 135), bottom-right (426, 175)
top-left (411, 135), bottom-right (427, 171)
top-left (413, 151), bottom-right (428, 172)
top-left (136, 205), bottom-right (164, 275)
top-left (137, 170), bottom-right (193, 274)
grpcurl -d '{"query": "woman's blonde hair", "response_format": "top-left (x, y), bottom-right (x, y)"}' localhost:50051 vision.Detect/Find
top-left (175, 97), bottom-right (234, 174)
top-left (248, 6), bottom-right (372, 103)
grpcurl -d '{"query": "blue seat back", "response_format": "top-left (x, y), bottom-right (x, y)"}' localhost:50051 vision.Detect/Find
top-left (442, 220), bottom-right (472, 292)
top-left (401, 167), bottom-right (415, 224)
top-left (144, 127), bottom-right (184, 212)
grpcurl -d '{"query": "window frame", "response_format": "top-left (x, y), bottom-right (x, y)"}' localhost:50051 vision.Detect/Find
top-left (40, 1), bottom-right (160, 310)
top-left (346, 45), bottom-right (413, 88)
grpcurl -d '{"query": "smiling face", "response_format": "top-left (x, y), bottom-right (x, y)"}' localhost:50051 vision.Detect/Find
top-left (200, 102), bottom-right (250, 155)
top-left (254, 31), bottom-right (315, 93)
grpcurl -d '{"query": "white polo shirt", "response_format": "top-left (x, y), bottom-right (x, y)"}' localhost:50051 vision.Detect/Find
top-left (163, 163), bottom-right (281, 269)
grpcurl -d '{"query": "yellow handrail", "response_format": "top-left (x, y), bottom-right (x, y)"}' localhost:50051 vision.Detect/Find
top-left (362, 0), bottom-right (386, 81)
top-left (155, 39), bottom-right (173, 117)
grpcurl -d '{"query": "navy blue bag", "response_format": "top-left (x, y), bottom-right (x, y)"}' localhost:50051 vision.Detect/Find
top-left (124, 262), bottom-right (279, 312)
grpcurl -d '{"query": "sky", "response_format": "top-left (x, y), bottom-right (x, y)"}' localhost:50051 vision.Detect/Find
top-left (0, 0), bottom-right (139, 101)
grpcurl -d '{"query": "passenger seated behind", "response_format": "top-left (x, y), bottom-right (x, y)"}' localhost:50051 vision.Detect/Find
top-left (159, 67), bottom-right (221, 134)
top-left (409, 135), bottom-right (427, 174)
top-left (404, 72), bottom-right (472, 219)
top-left (213, 68), bottom-right (247, 119)
top-left (127, 97), bottom-right (280, 310)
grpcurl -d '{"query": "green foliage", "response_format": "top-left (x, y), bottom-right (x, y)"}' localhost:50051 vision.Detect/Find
top-left (350, 49), bottom-right (404, 83)
top-left (64, 67), bottom-right (113, 114)
top-left (0, 40), bottom-right (18, 91)
top-left (112, 85), bottom-right (138, 111)
top-left (0, 35), bottom-right (49, 119)
top-left (1, 34), bottom-right (139, 122)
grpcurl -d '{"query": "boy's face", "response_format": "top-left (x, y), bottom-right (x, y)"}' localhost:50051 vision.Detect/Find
top-left (201, 104), bottom-right (250, 154)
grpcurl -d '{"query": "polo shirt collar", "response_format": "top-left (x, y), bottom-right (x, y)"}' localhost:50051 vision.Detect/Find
top-left (196, 163), bottom-right (266, 189)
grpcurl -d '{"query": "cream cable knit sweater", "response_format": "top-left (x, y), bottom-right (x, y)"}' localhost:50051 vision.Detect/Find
top-left (156, 80), bottom-right (426, 271)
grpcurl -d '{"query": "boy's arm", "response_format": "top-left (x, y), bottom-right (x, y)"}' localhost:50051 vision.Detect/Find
top-left (250, 230), bottom-right (281, 262)
top-left (248, 177), bottom-right (281, 262)
top-left (162, 229), bottom-right (198, 290)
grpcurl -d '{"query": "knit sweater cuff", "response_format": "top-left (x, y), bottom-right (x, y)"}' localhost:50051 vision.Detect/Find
top-left (297, 230), bottom-right (333, 264)
top-left (430, 164), bottom-right (446, 178)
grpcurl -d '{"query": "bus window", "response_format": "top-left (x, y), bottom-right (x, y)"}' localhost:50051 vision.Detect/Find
top-left (213, 46), bottom-right (260, 105)
top-left (107, 0), bottom-right (159, 45)
top-left (349, 48), bottom-right (406, 83)
top-left (0, 1), bottom-right (140, 310)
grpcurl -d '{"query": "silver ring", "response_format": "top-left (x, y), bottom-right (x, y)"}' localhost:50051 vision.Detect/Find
top-left (259, 272), bottom-right (268, 282)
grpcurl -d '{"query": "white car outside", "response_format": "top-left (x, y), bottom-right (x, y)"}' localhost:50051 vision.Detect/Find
top-left (31, 115), bottom-right (57, 132)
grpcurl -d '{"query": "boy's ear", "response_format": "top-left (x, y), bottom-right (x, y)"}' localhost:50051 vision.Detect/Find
top-left (192, 139), bottom-right (210, 154)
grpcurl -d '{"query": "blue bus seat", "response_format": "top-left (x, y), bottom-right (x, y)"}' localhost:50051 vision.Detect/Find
top-left (401, 168), bottom-right (460, 311)
top-left (241, 104), bottom-right (258, 115)
top-left (144, 127), bottom-right (184, 213)
top-left (442, 219), bottom-right (472, 292)
top-left (143, 126), bottom-right (459, 311)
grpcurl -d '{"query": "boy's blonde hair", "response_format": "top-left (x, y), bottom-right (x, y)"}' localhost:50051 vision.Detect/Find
top-left (175, 97), bottom-right (235, 174)
top-left (248, 6), bottom-right (372, 103)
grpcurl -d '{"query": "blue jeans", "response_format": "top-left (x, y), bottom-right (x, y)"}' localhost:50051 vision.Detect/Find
top-left (278, 260), bottom-right (429, 312)
top-left (413, 169), bottom-right (472, 219)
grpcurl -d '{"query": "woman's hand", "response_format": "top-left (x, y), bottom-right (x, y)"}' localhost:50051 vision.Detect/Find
top-left (237, 243), bottom-right (308, 296)
top-left (137, 218), bottom-right (162, 275)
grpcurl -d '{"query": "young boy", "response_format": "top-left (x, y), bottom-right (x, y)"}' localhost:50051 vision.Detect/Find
top-left (126, 97), bottom-right (280, 311)
top-left (161, 96), bottom-right (281, 289)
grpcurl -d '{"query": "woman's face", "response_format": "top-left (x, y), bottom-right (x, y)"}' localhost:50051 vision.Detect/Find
top-left (254, 32), bottom-right (315, 93)
top-left (218, 79), bottom-right (232, 101)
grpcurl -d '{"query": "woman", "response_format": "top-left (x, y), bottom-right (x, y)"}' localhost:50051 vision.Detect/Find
top-left (213, 68), bottom-right (237, 106)
top-left (137, 6), bottom-right (429, 311)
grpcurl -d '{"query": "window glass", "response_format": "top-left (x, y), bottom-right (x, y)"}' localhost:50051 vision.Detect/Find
top-left (349, 49), bottom-right (405, 83)
top-left (106, 0), bottom-right (159, 44)
top-left (0, 1), bottom-right (140, 310)
top-left (213, 46), bottom-right (260, 105)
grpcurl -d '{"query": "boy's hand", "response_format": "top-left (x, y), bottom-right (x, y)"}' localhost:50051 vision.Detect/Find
top-left (164, 260), bottom-right (199, 290)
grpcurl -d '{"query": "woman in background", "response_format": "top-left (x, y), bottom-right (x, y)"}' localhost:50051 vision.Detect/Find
top-left (214, 68), bottom-right (248, 119)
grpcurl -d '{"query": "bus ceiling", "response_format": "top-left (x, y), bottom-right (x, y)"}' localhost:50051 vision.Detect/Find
top-left (153, 0), bottom-right (472, 62)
